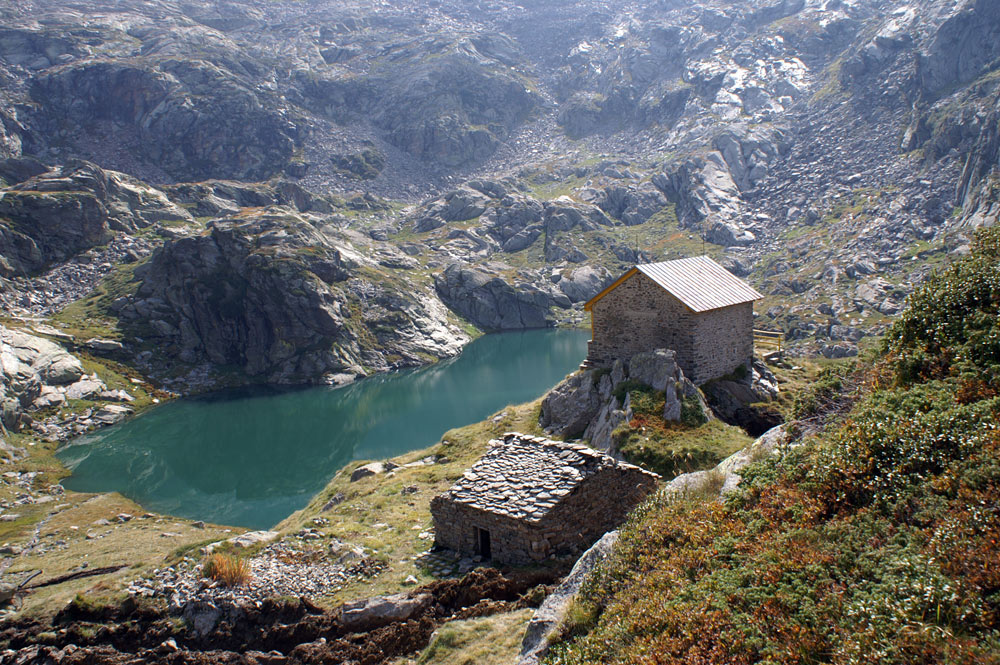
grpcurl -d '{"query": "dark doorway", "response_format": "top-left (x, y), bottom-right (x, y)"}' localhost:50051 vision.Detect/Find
top-left (475, 527), bottom-right (492, 559)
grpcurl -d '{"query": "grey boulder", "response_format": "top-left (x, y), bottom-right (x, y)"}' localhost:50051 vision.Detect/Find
top-left (340, 592), bottom-right (432, 630)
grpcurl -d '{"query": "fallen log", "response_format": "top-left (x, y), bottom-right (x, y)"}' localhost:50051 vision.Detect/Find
top-left (27, 565), bottom-right (128, 590)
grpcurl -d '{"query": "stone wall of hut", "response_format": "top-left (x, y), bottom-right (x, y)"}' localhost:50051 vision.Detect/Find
top-left (587, 272), bottom-right (753, 384)
top-left (431, 465), bottom-right (657, 565)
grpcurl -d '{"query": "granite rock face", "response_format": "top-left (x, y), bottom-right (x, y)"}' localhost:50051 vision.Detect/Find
top-left (666, 425), bottom-right (789, 499)
top-left (702, 359), bottom-right (784, 437)
top-left (433, 264), bottom-right (555, 331)
top-left (539, 349), bottom-right (711, 450)
top-left (0, 160), bottom-right (191, 277)
top-left (556, 266), bottom-right (612, 304)
top-left (28, 60), bottom-right (298, 182)
top-left (518, 530), bottom-right (620, 665)
top-left (371, 53), bottom-right (539, 168)
top-left (0, 325), bottom-right (130, 438)
top-left (340, 593), bottom-right (432, 630)
top-left (1, 326), bottom-right (84, 397)
top-left (412, 187), bottom-right (494, 233)
top-left (537, 371), bottom-right (605, 441)
top-left (120, 210), bottom-right (468, 386)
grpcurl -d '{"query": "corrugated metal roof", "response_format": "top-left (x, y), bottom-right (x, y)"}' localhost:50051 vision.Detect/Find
top-left (635, 256), bottom-right (763, 312)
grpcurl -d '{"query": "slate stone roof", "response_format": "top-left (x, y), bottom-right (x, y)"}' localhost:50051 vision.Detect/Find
top-left (442, 432), bottom-right (659, 522)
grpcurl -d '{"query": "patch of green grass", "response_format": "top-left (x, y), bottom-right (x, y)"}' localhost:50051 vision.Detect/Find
top-left (810, 58), bottom-right (845, 104)
top-left (615, 417), bottom-right (750, 480)
top-left (330, 148), bottom-right (386, 180)
top-left (52, 262), bottom-right (143, 340)
top-left (526, 172), bottom-right (589, 201)
top-left (609, 384), bottom-right (748, 479)
top-left (403, 609), bottom-right (534, 665)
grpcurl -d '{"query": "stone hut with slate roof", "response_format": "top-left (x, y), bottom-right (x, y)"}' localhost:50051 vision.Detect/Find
top-left (430, 433), bottom-right (659, 564)
top-left (584, 255), bottom-right (764, 384)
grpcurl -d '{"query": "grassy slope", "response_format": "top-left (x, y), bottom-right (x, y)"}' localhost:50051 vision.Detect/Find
top-left (391, 609), bottom-right (535, 665)
top-left (4, 494), bottom-right (235, 615)
top-left (611, 384), bottom-right (751, 479)
top-left (542, 228), bottom-right (1000, 664)
top-left (276, 399), bottom-right (555, 606)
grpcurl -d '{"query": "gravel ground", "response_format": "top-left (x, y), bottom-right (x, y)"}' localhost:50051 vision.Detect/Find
top-left (127, 539), bottom-right (385, 610)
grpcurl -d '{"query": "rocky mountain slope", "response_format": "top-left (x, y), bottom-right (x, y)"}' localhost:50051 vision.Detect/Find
top-left (0, 0), bottom-right (996, 387)
top-left (2, 3), bottom-right (999, 661)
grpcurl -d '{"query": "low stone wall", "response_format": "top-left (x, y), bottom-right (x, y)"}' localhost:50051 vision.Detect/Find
top-left (539, 464), bottom-right (656, 558)
top-left (430, 498), bottom-right (548, 564)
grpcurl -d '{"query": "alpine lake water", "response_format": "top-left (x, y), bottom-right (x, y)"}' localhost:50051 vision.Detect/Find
top-left (57, 329), bottom-right (589, 530)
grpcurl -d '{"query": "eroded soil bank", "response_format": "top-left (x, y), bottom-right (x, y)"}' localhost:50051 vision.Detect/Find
top-left (0, 567), bottom-right (561, 664)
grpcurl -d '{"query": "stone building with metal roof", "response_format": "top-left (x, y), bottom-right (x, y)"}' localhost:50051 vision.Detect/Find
top-left (430, 433), bottom-right (659, 564)
top-left (583, 256), bottom-right (764, 384)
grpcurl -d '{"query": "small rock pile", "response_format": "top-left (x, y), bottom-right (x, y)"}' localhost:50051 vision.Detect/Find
top-left (0, 233), bottom-right (158, 318)
top-left (414, 548), bottom-right (483, 577)
top-left (127, 538), bottom-right (380, 611)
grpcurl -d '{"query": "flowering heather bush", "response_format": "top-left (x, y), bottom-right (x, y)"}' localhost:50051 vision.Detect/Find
top-left (885, 227), bottom-right (1000, 388)
top-left (544, 229), bottom-right (1000, 665)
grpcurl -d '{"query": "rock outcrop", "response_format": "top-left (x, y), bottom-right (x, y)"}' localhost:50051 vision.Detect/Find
top-left (0, 160), bottom-right (191, 277)
top-left (433, 264), bottom-right (555, 331)
top-left (161, 180), bottom-right (335, 219)
top-left (0, 325), bottom-right (132, 439)
top-left (665, 425), bottom-right (789, 498)
top-left (702, 360), bottom-right (783, 437)
top-left (412, 187), bottom-right (494, 233)
top-left (518, 530), bottom-right (620, 665)
top-left (119, 210), bottom-right (468, 386)
top-left (554, 266), bottom-right (612, 304)
top-left (340, 593), bottom-right (433, 631)
top-left (539, 349), bottom-right (711, 452)
top-left (1, 326), bottom-right (80, 430)
top-left (585, 184), bottom-right (669, 227)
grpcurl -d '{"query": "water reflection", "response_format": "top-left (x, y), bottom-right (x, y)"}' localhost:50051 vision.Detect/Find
top-left (58, 329), bottom-right (588, 528)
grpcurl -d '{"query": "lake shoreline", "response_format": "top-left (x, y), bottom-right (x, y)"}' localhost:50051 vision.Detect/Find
top-left (55, 329), bottom-right (589, 529)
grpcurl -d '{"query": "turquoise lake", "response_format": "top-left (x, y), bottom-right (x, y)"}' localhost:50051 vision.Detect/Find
top-left (57, 329), bottom-right (589, 530)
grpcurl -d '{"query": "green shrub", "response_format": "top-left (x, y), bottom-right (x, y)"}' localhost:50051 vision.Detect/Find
top-left (884, 227), bottom-right (1000, 387)
top-left (679, 392), bottom-right (708, 427)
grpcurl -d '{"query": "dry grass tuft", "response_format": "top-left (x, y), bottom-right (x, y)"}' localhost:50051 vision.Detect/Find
top-left (202, 553), bottom-right (252, 587)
